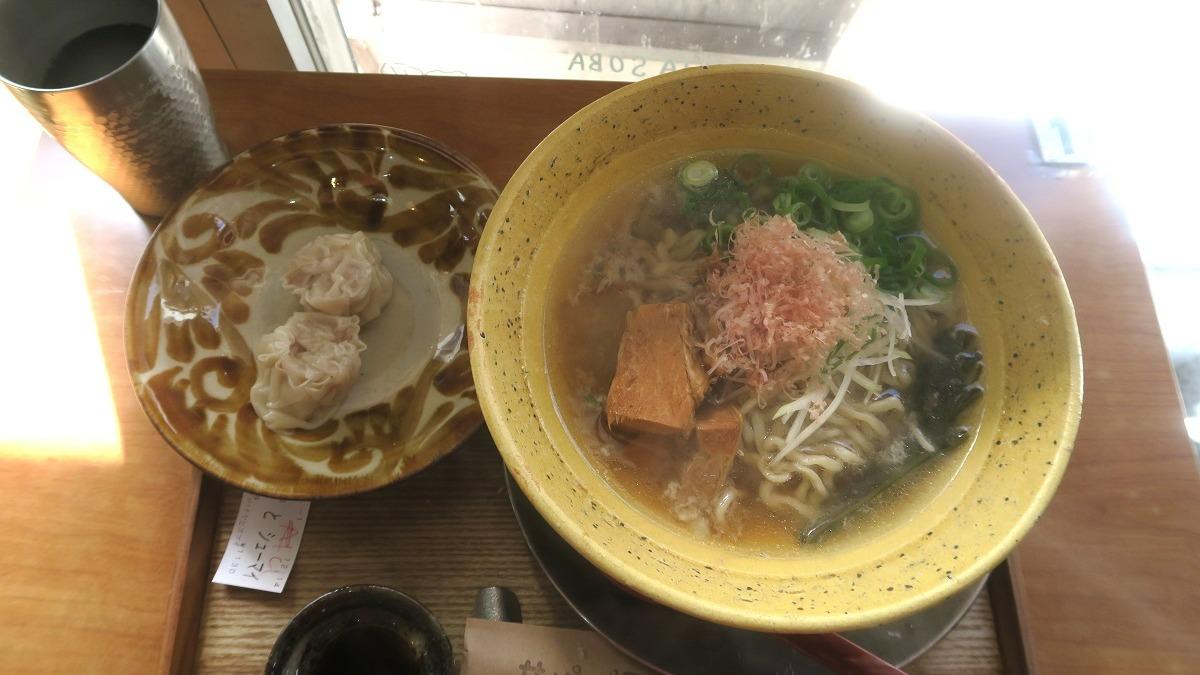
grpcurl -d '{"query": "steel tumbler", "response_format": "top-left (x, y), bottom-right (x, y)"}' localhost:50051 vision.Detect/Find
top-left (0, 0), bottom-right (228, 217)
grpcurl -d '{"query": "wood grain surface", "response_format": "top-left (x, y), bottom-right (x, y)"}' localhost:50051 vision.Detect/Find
top-left (197, 0), bottom-right (295, 71)
top-left (165, 0), bottom-right (236, 70)
top-left (3, 69), bottom-right (1191, 675)
top-left (195, 433), bottom-right (1002, 674)
top-left (0, 137), bottom-right (203, 674)
top-left (940, 123), bottom-right (1200, 673)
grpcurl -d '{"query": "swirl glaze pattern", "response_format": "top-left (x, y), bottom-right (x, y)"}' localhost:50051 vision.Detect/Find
top-left (126, 124), bottom-right (495, 498)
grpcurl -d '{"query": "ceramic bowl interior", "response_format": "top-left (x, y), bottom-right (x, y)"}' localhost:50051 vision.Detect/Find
top-left (126, 124), bottom-right (495, 498)
top-left (468, 66), bottom-right (1082, 632)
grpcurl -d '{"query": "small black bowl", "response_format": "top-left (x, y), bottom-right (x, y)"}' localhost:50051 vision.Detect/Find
top-left (265, 585), bottom-right (453, 675)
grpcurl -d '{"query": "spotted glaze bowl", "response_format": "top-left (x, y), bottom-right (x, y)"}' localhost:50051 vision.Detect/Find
top-left (126, 124), bottom-right (496, 498)
top-left (468, 66), bottom-right (1082, 633)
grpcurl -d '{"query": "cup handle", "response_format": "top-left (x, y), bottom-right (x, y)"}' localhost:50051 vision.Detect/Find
top-left (472, 585), bottom-right (524, 623)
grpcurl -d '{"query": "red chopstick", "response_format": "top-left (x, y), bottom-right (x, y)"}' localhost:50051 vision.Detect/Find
top-left (780, 633), bottom-right (907, 674)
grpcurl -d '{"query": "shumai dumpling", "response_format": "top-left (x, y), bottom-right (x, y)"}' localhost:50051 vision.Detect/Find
top-left (250, 312), bottom-right (367, 432)
top-left (282, 232), bottom-right (394, 323)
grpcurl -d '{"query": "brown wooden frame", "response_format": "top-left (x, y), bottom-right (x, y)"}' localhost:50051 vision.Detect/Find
top-left (167, 0), bottom-right (296, 70)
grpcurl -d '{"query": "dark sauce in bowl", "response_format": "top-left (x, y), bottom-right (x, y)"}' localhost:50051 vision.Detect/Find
top-left (311, 624), bottom-right (420, 675)
top-left (265, 585), bottom-right (452, 675)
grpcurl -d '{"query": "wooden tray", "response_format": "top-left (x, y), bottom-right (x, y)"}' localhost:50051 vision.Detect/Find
top-left (158, 87), bottom-right (1200, 673)
top-left (159, 72), bottom-right (1043, 675)
top-left (175, 430), bottom-right (1021, 674)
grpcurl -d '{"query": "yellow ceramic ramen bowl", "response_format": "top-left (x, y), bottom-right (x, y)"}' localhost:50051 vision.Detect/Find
top-left (468, 65), bottom-right (1082, 633)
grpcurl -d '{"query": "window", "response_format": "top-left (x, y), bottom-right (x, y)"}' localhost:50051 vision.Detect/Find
top-left (281, 0), bottom-right (859, 80)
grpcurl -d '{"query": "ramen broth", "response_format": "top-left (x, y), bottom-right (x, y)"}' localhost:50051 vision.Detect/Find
top-left (546, 151), bottom-right (984, 550)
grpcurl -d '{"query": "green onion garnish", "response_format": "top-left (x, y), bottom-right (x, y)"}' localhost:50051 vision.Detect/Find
top-left (679, 160), bottom-right (719, 190)
top-left (874, 184), bottom-right (916, 227)
top-left (798, 162), bottom-right (829, 186)
top-left (831, 198), bottom-right (871, 213)
top-left (844, 208), bottom-right (875, 233)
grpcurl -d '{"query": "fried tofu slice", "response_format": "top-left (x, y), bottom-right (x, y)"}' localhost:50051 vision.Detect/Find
top-left (605, 303), bottom-right (709, 436)
top-left (680, 405), bottom-right (743, 500)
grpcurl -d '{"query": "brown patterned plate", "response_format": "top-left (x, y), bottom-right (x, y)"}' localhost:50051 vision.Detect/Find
top-left (125, 124), bottom-right (496, 498)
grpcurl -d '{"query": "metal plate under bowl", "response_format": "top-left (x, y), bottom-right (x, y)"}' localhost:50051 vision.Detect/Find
top-left (506, 472), bottom-right (986, 674)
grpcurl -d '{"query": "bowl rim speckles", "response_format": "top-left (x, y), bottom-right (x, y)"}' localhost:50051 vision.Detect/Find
top-left (505, 470), bottom-right (989, 671)
top-left (125, 123), bottom-right (496, 499)
top-left (468, 65), bottom-right (1083, 633)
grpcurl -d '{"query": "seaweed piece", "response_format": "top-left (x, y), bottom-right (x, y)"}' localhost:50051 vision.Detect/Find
top-left (799, 324), bottom-right (985, 542)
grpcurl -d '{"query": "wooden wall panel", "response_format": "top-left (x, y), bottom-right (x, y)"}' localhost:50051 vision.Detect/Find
top-left (202, 0), bottom-right (296, 70)
top-left (168, 0), bottom-right (297, 71)
top-left (167, 0), bottom-right (235, 70)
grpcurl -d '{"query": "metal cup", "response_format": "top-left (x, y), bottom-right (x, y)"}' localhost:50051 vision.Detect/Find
top-left (0, 0), bottom-right (228, 217)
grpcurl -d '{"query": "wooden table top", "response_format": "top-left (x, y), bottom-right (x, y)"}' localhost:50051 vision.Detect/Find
top-left (1, 69), bottom-right (1196, 675)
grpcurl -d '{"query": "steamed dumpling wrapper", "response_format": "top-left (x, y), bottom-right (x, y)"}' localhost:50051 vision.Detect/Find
top-left (250, 312), bottom-right (367, 432)
top-left (282, 232), bottom-right (394, 322)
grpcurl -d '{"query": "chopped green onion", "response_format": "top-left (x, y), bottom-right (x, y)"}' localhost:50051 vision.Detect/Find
top-left (831, 198), bottom-right (871, 213)
top-left (798, 162), bottom-right (829, 186)
top-left (825, 339), bottom-right (848, 369)
top-left (829, 179), bottom-right (883, 204)
top-left (874, 184), bottom-right (916, 227)
top-left (772, 192), bottom-right (794, 216)
top-left (679, 160), bottom-right (718, 190)
top-left (898, 236), bottom-right (928, 276)
top-left (676, 156), bottom-right (954, 296)
top-left (860, 255), bottom-right (886, 270)
top-left (790, 177), bottom-right (835, 228)
top-left (844, 208), bottom-right (875, 233)
top-left (790, 201), bottom-right (814, 227)
top-left (773, 192), bottom-right (814, 226)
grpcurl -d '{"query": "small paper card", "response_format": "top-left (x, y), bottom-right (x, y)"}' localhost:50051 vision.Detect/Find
top-left (463, 618), bottom-right (650, 675)
top-left (212, 492), bottom-right (309, 593)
